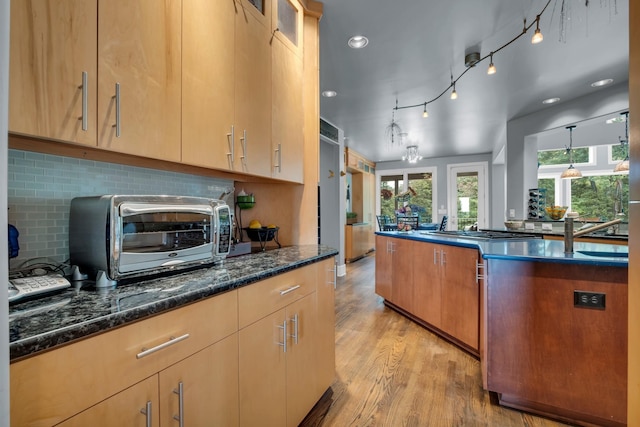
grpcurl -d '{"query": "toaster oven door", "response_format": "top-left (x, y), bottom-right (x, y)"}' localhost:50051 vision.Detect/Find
top-left (116, 203), bottom-right (215, 274)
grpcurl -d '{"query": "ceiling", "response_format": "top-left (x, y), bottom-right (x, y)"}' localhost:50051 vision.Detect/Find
top-left (318, 0), bottom-right (629, 163)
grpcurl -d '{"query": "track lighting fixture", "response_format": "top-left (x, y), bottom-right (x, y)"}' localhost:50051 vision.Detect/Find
top-left (389, 0), bottom-right (553, 120)
top-left (531, 15), bottom-right (543, 44)
top-left (487, 53), bottom-right (496, 75)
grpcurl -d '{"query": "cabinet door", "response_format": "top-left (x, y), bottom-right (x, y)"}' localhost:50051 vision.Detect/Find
top-left (9, 0), bottom-right (97, 145)
top-left (182, 0), bottom-right (237, 170)
top-left (413, 242), bottom-right (442, 327)
top-left (235, 0), bottom-right (273, 177)
top-left (159, 334), bottom-right (239, 427)
top-left (57, 376), bottom-right (159, 427)
top-left (286, 292), bottom-right (319, 427)
top-left (98, 0), bottom-right (181, 162)
top-left (375, 235), bottom-right (393, 300)
top-left (271, 1), bottom-right (303, 183)
top-left (440, 245), bottom-right (480, 350)
top-left (239, 309), bottom-right (287, 427)
top-left (315, 258), bottom-right (336, 398)
top-left (391, 238), bottom-right (414, 311)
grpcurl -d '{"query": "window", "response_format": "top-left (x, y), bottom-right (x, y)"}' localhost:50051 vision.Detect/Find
top-left (380, 175), bottom-right (403, 218)
top-left (538, 147), bottom-right (591, 166)
top-left (570, 174), bottom-right (628, 222)
top-left (379, 168), bottom-right (437, 224)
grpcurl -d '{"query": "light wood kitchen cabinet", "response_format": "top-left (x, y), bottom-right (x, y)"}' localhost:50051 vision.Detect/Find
top-left (271, 0), bottom-right (304, 183)
top-left (159, 334), bottom-right (239, 427)
top-left (238, 261), bottom-right (329, 427)
top-left (234, 0), bottom-right (273, 177)
top-left (57, 376), bottom-right (160, 427)
top-left (10, 290), bottom-right (238, 426)
top-left (315, 258), bottom-right (337, 398)
top-left (345, 223), bottom-right (374, 262)
top-left (97, 0), bottom-right (182, 162)
top-left (182, 0), bottom-right (237, 171)
top-left (9, 0), bottom-right (97, 146)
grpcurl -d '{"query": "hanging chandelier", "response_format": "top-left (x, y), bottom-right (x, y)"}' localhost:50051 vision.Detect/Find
top-left (402, 145), bottom-right (423, 163)
top-left (561, 125), bottom-right (582, 179)
top-left (613, 111), bottom-right (629, 173)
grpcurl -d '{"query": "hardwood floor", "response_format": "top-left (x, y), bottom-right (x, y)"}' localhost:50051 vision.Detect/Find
top-left (300, 253), bottom-right (571, 427)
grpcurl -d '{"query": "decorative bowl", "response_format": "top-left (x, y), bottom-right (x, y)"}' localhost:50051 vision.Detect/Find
top-left (545, 206), bottom-right (568, 220)
top-left (504, 220), bottom-right (524, 230)
top-left (244, 226), bottom-right (279, 242)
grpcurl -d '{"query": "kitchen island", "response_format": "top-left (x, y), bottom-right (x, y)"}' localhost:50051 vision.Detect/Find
top-left (375, 231), bottom-right (627, 427)
top-left (9, 245), bottom-right (338, 426)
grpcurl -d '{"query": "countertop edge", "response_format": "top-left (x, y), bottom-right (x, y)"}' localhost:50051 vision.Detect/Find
top-left (9, 246), bottom-right (338, 361)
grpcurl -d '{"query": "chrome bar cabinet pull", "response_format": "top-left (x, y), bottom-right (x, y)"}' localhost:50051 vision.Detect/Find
top-left (278, 320), bottom-right (288, 353)
top-left (173, 381), bottom-right (184, 427)
top-left (274, 143), bottom-right (281, 172)
top-left (140, 401), bottom-right (152, 427)
top-left (291, 314), bottom-right (299, 345)
top-left (78, 71), bottom-right (88, 131)
top-left (227, 125), bottom-right (235, 164)
top-left (136, 333), bottom-right (190, 359)
top-left (112, 82), bottom-right (121, 137)
top-left (280, 284), bottom-right (301, 296)
top-left (240, 129), bottom-right (247, 167)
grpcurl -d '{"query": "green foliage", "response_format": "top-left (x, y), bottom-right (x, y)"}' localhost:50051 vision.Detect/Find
top-left (538, 147), bottom-right (589, 166)
top-left (570, 175), bottom-right (628, 221)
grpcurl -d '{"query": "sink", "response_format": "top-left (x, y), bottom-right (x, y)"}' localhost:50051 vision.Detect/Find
top-left (576, 250), bottom-right (628, 258)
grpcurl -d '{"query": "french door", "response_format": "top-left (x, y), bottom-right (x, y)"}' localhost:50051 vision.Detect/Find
top-left (447, 163), bottom-right (488, 230)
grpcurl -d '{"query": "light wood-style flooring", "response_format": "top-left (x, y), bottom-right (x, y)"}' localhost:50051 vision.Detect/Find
top-left (300, 253), bottom-right (571, 427)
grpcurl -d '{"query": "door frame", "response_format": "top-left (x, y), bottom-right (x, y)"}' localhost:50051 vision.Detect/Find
top-left (446, 162), bottom-right (489, 230)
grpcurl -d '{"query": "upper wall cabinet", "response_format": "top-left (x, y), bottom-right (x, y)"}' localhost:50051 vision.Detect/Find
top-left (9, 0), bottom-right (182, 163)
top-left (234, 0), bottom-right (273, 178)
top-left (9, 0), bottom-right (98, 146)
top-left (98, 0), bottom-right (182, 162)
top-left (183, 0), bottom-right (273, 178)
top-left (271, 0), bottom-right (304, 183)
top-left (182, 0), bottom-right (237, 171)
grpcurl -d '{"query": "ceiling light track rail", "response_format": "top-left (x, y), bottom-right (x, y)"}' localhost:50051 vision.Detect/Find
top-left (392, 0), bottom-right (552, 115)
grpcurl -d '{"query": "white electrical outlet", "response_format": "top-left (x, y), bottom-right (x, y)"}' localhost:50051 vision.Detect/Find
top-left (508, 209), bottom-right (515, 218)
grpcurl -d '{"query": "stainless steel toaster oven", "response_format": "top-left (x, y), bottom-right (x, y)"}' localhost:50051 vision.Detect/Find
top-left (69, 195), bottom-right (231, 286)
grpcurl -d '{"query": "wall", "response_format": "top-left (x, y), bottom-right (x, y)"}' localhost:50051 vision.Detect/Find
top-left (1, 0), bottom-right (10, 422)
top-left (504, 83), bottom-right (629, 219)
top-left (7, 150), bottom-right (233, 269)
top-left (319, 139), bottom-right (341, 261)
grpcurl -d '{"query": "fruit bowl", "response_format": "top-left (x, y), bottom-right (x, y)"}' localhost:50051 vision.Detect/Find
top-left (243, 226), bottom-right (281, 250)
top-left (545, 206), bottom-right (568, 220)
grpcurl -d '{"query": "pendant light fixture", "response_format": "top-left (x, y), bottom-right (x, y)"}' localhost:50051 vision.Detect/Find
top-left (613, 111), bottom-right (630, 173)
top-left (561, 125), bottom-right (582, 179)
top-left (422, 103), bottom-right (429, 118)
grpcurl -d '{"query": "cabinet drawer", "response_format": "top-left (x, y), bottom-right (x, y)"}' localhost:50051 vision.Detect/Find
top-left (11, 290), bottom-right (238, 427)
top-left (238, 264), bottom-right (317, 329)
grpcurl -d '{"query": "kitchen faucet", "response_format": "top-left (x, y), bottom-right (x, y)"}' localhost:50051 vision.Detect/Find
top-left (565, 216), bottom-right (623, 253)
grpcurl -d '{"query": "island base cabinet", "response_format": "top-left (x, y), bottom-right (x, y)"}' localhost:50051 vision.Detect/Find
top-left (485, 259), bottom-right (627, 427)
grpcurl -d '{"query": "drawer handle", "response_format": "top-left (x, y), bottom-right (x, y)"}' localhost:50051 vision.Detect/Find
top-left (280, 285), bottom-right (301, 296)
top-left (78, 71), bottom-right (88, 131)
top-left (136, 333), bottom-right (190, 359)
top-left (173, 381), bottom-right (184, 427)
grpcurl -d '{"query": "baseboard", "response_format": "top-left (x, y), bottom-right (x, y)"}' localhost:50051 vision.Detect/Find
top-left (336, 263), bottom-right (346, 277)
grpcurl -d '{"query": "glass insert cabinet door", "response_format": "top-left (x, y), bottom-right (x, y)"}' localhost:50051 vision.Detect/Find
top-left (447, 163), bottom-right (488, 230)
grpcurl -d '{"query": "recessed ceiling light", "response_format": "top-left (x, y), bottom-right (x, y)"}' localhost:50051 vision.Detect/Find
top-left (322, 90), bottom-right (337, 98)
top-left (348, 35), bottom-right (368, 49)
top-left (591, 78), bottom-right (613, 88)
top-left (542, 97), bottom-right (560, 104)
top-left (606, 116), bottom-right (626, 124)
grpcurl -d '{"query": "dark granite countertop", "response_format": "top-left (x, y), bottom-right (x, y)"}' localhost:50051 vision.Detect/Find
top-left (9, 245), bottom-right (338, 361)
top-left (375, 231), bottom-right (628, 267)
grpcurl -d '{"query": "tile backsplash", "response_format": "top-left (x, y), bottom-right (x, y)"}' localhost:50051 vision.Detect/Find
top-left (7, 149), bottom-right (233, 268)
